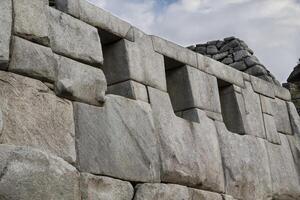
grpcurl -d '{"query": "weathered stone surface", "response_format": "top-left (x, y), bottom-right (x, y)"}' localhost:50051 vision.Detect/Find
top-left (207, 45), bottom-right (218, 54)
top-left (48, 7), bottom-right (103, 65)
top-left (166, 65), bottom-right (221, 113)
top-left (273, 98), bottom-right (292, 135)
top-left (13, 0), bottom-right (49, 46)
top-left (0, 0), bottom-right (12, 69)
top-left (0, 71), bottom-right (76, 163)
top-left (134, 183), bottom-right (222, 200)
top-left (242, 81), bottom-right (266, 138)
top-left (245, 65), bottom-right (267, 76)
top-left (250, 76), bottom-right (275, 98)
top-left (263, 113), bottom-right (281, 144)
top-left (0, 145), bottom-right (80, 200)
top-left (181, 108), bottom-right (207, 123)
top-left (233, 50), bottom-right (250, 61)
top-left (229, 60), bottom-right (247, 71)
top-left (151, 35), bottom-right (198, 68)
top-left (215, 121), bottom-right (272, 200)
top-left (55, 55), bottom-right (107, 105)
top-left (287, 102), bottom-right (300, 135)
top-left (9, 36), bottom-right (57, 82)
top-left (108, 80), bottom-right (148, 102)
top-left (260, 95), bottom-right (275, 115)
top-left (74, 95), bottom-right (160, 182)
top-left (80, 173), bottom-right (134, 200)
top-left (205, 110), bottom-right (223, 121)
top-left (266, 134), bottom-right (300, 199)
top-left (274, 84), bottom-right (291, 101)
top-left (102, 35), bottom-right (166, 91)
top-left (56, 0), bottom-right (79, 18)
top-left (148, 87), bottom-right (225, 193)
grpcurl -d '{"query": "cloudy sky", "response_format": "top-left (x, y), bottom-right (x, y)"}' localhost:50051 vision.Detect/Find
top-left (88, 0), bottom-right (300, 83)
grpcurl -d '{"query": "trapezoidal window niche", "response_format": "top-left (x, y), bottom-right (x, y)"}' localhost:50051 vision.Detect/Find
top-left (217, 79), bottom-right (247, 134)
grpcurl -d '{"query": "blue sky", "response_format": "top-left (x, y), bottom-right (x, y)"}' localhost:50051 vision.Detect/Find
top-left (88, 0), bottom-right (300, 83)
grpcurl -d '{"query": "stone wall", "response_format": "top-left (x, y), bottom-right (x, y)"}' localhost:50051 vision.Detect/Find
top-left (0, 0), bottom-right (299, 199)
top-left (189, 37), bottom-right (281, 85)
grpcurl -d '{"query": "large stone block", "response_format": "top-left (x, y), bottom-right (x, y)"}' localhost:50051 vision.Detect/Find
top-left (148, 87), bottom-right (225, 193)
top-left (9, 36), bottom-right (57, 82)
top-left (55, 55), bottom-right (107, 105)
top-left (260, 95), bottom-right (275, 115)
top-left (263, 113), bottom-right (281, 144)
top-left (287, 101), bottom-right (300, 135)
top-left (215, 121), bottom-right (272, 200)
top-left (0, 71), bottom-right (76, 163)
top-left (80, 173), bottom-right (134, 200)
top-left (56, 0), bottom-right (79, 18)
top-left (273, 98), bottom-right (292, 135)
top-left (0, 145), bottom-right (80, 200)
top-left (266, 134), bottom-right (300, 199)
top-left (48, 7), bottom-right (103, 65)
top-left (166, 65), bottom-right (221, 113)
top-left (274, 84), bottom-right (291, 101)
top-left (250, 76), bottom-right (275, 98)
top-left (102, 35), bottom-right (166, 91)
top-left (74, 95), bottom-right (160, 182)
top-left (13, 0), bottom-right (49, 46)
top-left (0, 0), bottom-right (12, 69)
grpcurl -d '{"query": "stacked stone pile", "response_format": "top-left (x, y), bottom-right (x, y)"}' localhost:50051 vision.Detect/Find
top-left (0, 0), bottom-right (300, 199)
top-left (189, 37), bottom-right (281, 85)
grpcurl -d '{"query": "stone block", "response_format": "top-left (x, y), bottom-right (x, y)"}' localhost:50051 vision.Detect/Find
top-left (191, 189), bottom-right (223, 200)
top-left (151, 35), bottom-right (198, 68)
top-left (250, 76), bottom-right (275, 98)
top-left (266, 134), bottom-right (300, 199)
top-left (0, 145), bottom-right (80, 200)
top-left (9, 36), bottom-right (57, 83)
top-left (260, 95), bottom-right (274, 115)
top-left (263, 113), bottom-right (281, 144)
top-left (74, 95), bottom-right (160, 182)
top-left (48, 7), bottom-right (103, 65)
top-left (197, 54), bottom-right (244, 88)
top-left (107, 80), bottom-right (148, 102)
top-left (181, 108), bottom-right (207, 123)
top-left (205, 110), bottom-right (223, 121)
top-left (55, 55), bottom-right (107, 106)
top-left (56, 0), bottom-right (79, 18)
top-left (274, 84), bottom-right (291, 101)
top-left (0, 0), bottom-right (12, 69)
top-left (0, 71), bottom-right (76, 163)
top-left (166, 65), bottom-right (221, 113)
top-left (287, 102), bottom-right (300, 135)
top-left (80, 173), bottom-right (134, 200)
top-left (273, 98), bottom-right (292, 135)
top-left (148, 87), bottom-right (225, 193)
top-left (102, 36), bottom-right (166, 91)
top-left (233, 50), bottom-right (251, 61)
top-left (13, 0), bottom-right (49, 46)
top-left (215, 121), bottom-right (272, 200)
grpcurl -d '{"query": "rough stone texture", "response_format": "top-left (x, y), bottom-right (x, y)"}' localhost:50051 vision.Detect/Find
top-left (48, 7), bottom-right (103, 65)
top-left (0, 71), bottom-right (76, 163)
top-left (55, 54), bottom-right (107, 105)
top-left (107, 80), bottom-right (148, 103)
top-left (80, 173), bottom-right (134, 200)
top-left (74, 95), bottom-right (160, 182)
top-left (266, 134), bottom-right (300, 199)
top-left (148, 87), bottom-right (225, 193)
top-left (0, 145), bottom-right (80, 200)
top-left (250, 76), bottom-right (275, 98)
top-left (273, 98), bottom-right (292, 135)
top-left (9, 36), bottom-right (57, 83)
top-left (260, 95), bottom-right (275, 115)
top-left (263, 113), bottom-right (281, 144)
top-left (13, 0), bottom-right (49, 46)
top-left (0, 0), bottom-right (12, 69)
top-left (102, 35), bottom-right (166, 91)
top-left (55, 0), bottom-right (80, 18)
top-left (166, 65), bottom-right (221, 113)
top-left (215, 121), bottom-right (272, 200)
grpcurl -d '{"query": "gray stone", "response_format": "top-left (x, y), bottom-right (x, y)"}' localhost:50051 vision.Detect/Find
top-left (107, 80), bottom-right (148, 103)
top-left (263, 113), bottom-right (281, 144)
top-left (9, 36), bottom-right (57, 83)
top-left (229, 60), bottom-right (247, 71)
top-left (191, 189), bottom-right (223, 200)
top-left (0, 71), bottom-right (76, 163)
top-left (260, 95), bottom-right (275, 115)
top-left (250, 76), bottom-right (275, 98)
top-left (212, 51), bottom-right (228, 60)
top-left (55, 0), bottom-right (79, 18)
top-left (273, 84), bottom-right (291, 101)
top-left (166, 65), bottom-right (221, 113)
top-left (205, 110), bottom-right (223, 122)
top-left (273, 98), bottom-right (292, 134)
top-left (233, 50), bottom-right (251, 61)
top-left (148, 87), bottom-right (225, 193)
top-left (0, 145), bottom-right (80, 200)
top-left (266, 134), bottom-right (300, 199)
top-left (245, 65), bottom-right (267, 76)
top-left (181, 108), bottom-right (207, 123)
top-left (245, 56), bottom-right (259, 67)
top-left (220, 39), bottom-right (239, 51)
top-left (48, 7), bottom-right (103, 65)
top-left (55, 55), bottom-right (107, 106)
top-left (222, 57), bottom-right (234, 65)
top-left (13, 0), bottom-right (49, 46)
top-left (215, 121), bottom-right (272, 200)
top-left (74, 96), bottom-right (160, 182)
top-left (80, 173), bottom-right (134, 200)
top-left (206, 45), bottom-right (218, 54)
top-left (0, 0), bottom-right (12, 69)
top-left (102, 35), bottom-right (166, 91)
top-left (287, 102), bottom-right (300, 135)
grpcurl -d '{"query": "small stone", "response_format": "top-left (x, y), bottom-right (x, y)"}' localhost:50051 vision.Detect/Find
top-left (212, 51), bottom-right (229, 60)
top-left (245, 56), bottom-right (259, 67)
top-left (224, 36), bottom-right (236, 41)
top-left (233, 50), bottom-right (251, 61)
top-left (229, 60), bottom-right (247, 71)
top-left (206, 45), bottom-right (218, 54)
top-left (222, 57), bottom-right (234, 65)
top-left (245, 65), bottom-right (267, 76)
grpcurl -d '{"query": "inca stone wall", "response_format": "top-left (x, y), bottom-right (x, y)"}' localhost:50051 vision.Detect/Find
top-left (188, 37), bottom-right (281, 86)
top-left (0, 0), bottom-right (299, 200)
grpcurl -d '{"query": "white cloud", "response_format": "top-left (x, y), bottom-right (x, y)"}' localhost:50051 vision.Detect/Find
top-left (91, 0), bottom-right (300, 83)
